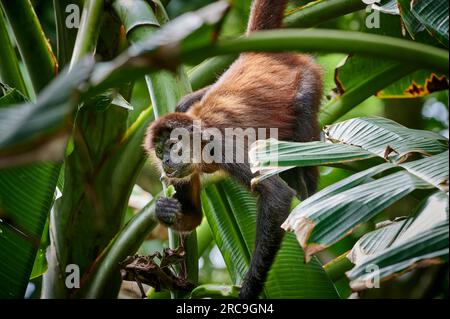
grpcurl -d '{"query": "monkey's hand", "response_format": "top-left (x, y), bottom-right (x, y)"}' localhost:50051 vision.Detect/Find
top-left (155, 197), bottom-right (182, 227)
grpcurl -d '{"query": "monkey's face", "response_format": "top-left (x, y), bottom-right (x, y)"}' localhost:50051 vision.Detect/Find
top-left (154, 136), bottom-right (196, 179)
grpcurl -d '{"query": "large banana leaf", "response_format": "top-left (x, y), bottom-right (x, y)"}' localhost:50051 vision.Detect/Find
top-left (411, 0), bottom-right (449, 46)
top-left (347, 192), bottom-right (449, 290)
top-left (0, 58), bottom-right (94, 167)
top-left (250, 117), bottom-right (447, 179)
top-left (250, 117), bottom-right (449, 261)
top-left (324, 117), bottom-right (448, 162)
top-left (249, 139), bottom-right (377, 183)
top-left (378, 0), bottom-right (448, 47)
top-left (0, 86), bottom-right (59, 298)
top-left (283, 167), bottom-right (433, 260)
top-left (399, 151), bottom-right (449, 192)
top-left (202, 178), bottom-right (338, 299)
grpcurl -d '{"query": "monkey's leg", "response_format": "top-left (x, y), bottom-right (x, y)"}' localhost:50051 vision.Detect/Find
top-left (222, 163), bottom-right (295, 299)
top-left (241, 177), bottom-right (295, 298)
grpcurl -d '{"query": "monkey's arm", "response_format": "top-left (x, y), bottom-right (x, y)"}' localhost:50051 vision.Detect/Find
top-left (176, 86), bottom-right (211, 113)
top-left (155, 174), bottom-right (203, 232)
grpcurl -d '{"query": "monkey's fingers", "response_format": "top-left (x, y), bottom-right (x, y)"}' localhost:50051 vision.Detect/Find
top-left (155, 198), bottom-right (182, 226)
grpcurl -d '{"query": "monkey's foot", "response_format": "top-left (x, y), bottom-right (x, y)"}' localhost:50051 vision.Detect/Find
top-left (155, 197), bottom-right (182, 226)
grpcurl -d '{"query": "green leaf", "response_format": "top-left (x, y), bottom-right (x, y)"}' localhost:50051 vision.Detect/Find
top-left (202, 179), bottom-right (338, 298)
top-left (0, 0), bottom-right (57, 93)
top-left (0, 58), bottom-right (95, 167)
top-left (250, 117), bottom-right (448, 184)
top-left (0, 83), bottom-right (28, 107)
top-left (249, 139), bottom-right (376, 184)
top-left (251, 139), bottom-right (376, 168)
top-left (265, 233), bottom-right (338, 298)
top-left (0, 163), bottom-right (59, 298)
top-left (201, 182), bottom-right (251, 284)
top-left (190, 284), bottom-right (240, 299)
top-left (324, 117), bottom-right (448, 162)
top-left (265, 117), bottom-right (449, 261)
top-left (411, 0), bottom-right (449, 47)
top-left (0, 85), bottom-right (59, 298)
top-left (30, 217), bottom-right (50, 279)
top-left (332, 12), bottom-right (448, 102)
top-left (335, 56), bottom-right (448, 99)
top-left (347, 218), bottom-right (408, 266)
top-left (282, 166), bottom-right (432, 259)
top-left (399, 151), bottom-right (449, 192)
top-left (377, 0), bottom-right (448, 47)
top-left (347, 192), bottom-right (449, 290)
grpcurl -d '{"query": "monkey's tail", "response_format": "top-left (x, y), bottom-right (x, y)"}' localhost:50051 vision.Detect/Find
top-left (246, 0), bottom-right (288, 34)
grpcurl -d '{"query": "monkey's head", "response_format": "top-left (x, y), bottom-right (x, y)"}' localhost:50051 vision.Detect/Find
top-left (145, 113), bottom-right (200, 180)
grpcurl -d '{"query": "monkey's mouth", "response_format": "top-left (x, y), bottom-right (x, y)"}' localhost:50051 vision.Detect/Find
top-left (164, 168), bottom-right (178, 177)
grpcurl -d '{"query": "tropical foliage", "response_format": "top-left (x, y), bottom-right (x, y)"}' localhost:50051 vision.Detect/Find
top-left (0, 0), bottom-right (448, 299)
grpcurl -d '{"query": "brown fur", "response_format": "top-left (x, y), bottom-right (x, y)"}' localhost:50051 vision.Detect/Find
top-left (147, 53), bottom-right (322, 154)
top-left (247, 0), bottom-right (288, 33)
top-left (188, 53), bottom-right (322, 141)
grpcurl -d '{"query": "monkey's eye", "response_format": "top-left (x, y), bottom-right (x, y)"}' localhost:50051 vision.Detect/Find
top-left (167, 138), bottom-right (178, 147)
top-left (155, 145), bottom-right (163, 158)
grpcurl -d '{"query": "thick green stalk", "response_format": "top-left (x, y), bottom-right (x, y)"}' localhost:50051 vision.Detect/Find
top-left (196, 218), bottom-right (213, 256)
top-left (85, 198), bottom-right (158, 298)
top-left (0, 0), bottom-right (57, 93)
top-left (284, 0), bottom-right (366, 28)
top-left (95, 29), bottom-right (448, 97)
top-left (189, 55), bottom-right (237, 91)
top-left (54, 0), bottom-right (82, 69)
top-left (188, 30), bottom-right (448, 75)
top-left (319, 64), bottom-right (417, 126)
top-left (70, 0), bottom-right (105, 68)
top-left (0, 8), bottom-right (28, 96)
top-left (323, 252), bottom-right (354, 282)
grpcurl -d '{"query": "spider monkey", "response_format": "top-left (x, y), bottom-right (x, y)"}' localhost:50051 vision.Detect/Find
top-left (144, 0), bottom-right (322, 299)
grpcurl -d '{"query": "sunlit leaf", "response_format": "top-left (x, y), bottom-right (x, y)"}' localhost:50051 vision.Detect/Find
top-left (324, 117), bottom-right (448, 162)
top-left (347, 192), bottom-right (449, 290)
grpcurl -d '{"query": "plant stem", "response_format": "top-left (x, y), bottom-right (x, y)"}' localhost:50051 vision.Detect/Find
top-left (323, 252), bottom-right (354, 282)
top-left (70, 0), bottom-right (105, 68)
top-left (284, 0), bottom-right (366, 28)
top-left (196, 218), bottom-right (213, 256)
top-left (189, 29), bottom-right (448, 75)
top-left (0, 8), bottom-right (28, 96)
top-left (189, 55), bottom-right (237, 91)
top-left (84, 198), bottom-right (159, 298)
top-left (0, 0), bottom-right (57, 93)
